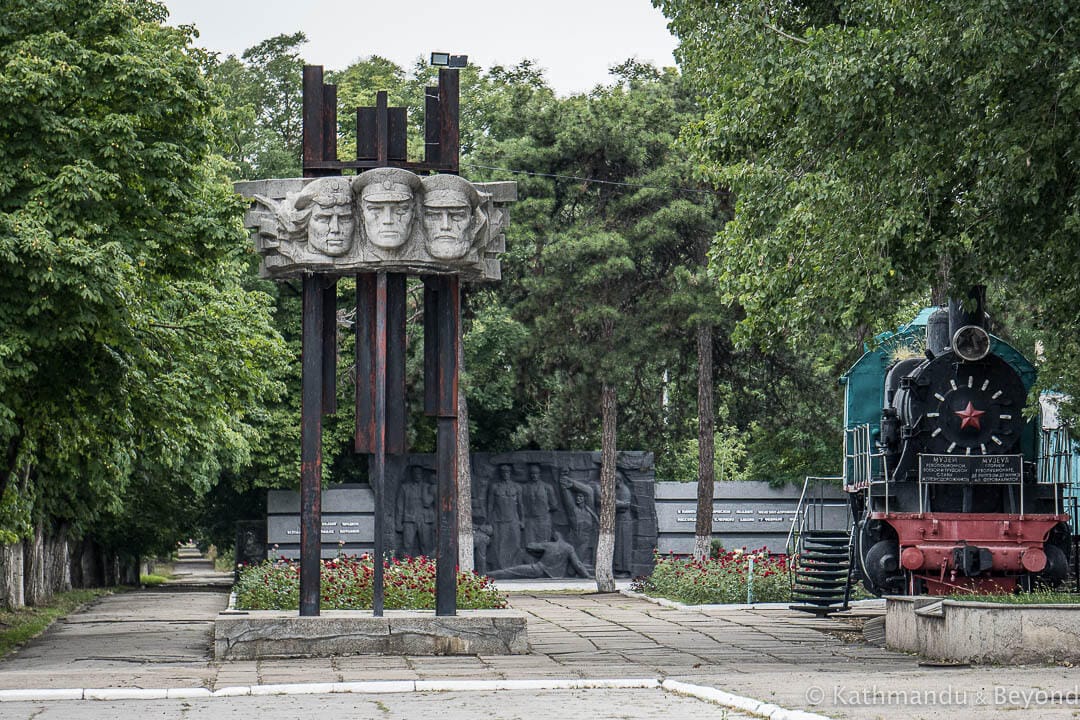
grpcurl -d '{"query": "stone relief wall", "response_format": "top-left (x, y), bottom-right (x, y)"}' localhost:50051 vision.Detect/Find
top-left (385, 451), bottom-right (657, 579)
top-left (236, 173), bottom-right (515, 281)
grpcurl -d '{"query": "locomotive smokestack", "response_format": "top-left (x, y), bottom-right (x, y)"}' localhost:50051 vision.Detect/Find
top-left (947, 285), bottom-right (991, 361)
top-left (948, 285), bottom-right (987, 337)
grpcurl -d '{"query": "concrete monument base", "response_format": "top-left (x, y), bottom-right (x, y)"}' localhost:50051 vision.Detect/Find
top-left (886, 596), bottom-right (1080, 664)
top-left (214, 609), bottom-right (529, 660)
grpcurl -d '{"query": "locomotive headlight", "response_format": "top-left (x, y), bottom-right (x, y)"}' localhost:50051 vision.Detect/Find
top-left (952, 325), bottom-right (991, 361)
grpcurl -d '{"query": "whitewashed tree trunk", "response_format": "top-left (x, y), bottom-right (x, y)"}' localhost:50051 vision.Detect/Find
top-left (595, 382), bottom-right (617, 593)
top-left (457, 338), bottom-right (475, 573)
top-left (24, 524), bottom-right (47, 606)
top-left (0, 543), bottom-right (25, 609)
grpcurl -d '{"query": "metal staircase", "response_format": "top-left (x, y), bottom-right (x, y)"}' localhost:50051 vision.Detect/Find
top-left (786, 476), bottom-right (853, 616)
top-left (789, 529), bottom-right (853, 615)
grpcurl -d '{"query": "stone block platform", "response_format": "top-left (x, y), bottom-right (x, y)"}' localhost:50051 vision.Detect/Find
top-left (214, 609), bottom-right (529, 660)
top-left (886, 595), bottom-right (1080, 663)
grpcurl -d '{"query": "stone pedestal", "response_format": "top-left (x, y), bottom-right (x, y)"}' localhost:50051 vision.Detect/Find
top-left (214, 609), bottom-right (529, 660)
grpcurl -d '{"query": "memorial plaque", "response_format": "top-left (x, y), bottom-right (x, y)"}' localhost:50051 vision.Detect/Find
top-left (918, 454), bottom-right (1023, 484)
top-left (654, 481), bottom-right (848, 555)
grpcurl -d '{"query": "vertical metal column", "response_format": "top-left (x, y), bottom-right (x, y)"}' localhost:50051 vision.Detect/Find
top-left (322, 283), bottom-right (337, 414)
top-left (299, 276), bottom-right (324, 617)
top-left (372, 273), bottom-right (388, 616)
top-left (386, 274), bottom-right (407, 454)
top-left (434, 275), bottom-right (460, 616)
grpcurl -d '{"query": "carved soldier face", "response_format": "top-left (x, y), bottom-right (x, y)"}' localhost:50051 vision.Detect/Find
top-left (353, 169), bottom-right (423, 253)
top-left (498, 464), bottom-right (513, 482)
top-left (421, 174), bottom-right (485, 261)
top-left (360, 183), bottom-right (416, 249)
top-left (409, 466), bottom-right (424, 483)
top-left (423, 196), bottom-right (472, 259)
top-left (301, 178), bottom-right (356, 257)
top-left (528, 465), bottom-right (542, 483)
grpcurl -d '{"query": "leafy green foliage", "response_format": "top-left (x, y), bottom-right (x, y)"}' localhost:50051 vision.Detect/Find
top-left (0, 0), bottom-right (287, 555)
top-left (656, 0), bottom-right (1080, 418)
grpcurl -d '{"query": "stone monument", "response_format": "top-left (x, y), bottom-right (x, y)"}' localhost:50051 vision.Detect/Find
top-left (237, 65), bottom-right (515, 618)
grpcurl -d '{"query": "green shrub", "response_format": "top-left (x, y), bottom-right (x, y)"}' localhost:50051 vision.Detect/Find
top-left (234, 554), bottom-right (507, 611)
top-left (634, 548), bottom-right (792, 604)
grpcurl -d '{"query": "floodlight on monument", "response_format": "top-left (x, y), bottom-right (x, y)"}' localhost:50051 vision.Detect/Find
top-left (430, 52), bottom-right (468, 68)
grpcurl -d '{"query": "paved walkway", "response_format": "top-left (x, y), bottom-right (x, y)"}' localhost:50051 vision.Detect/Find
top-left (2, 557), bottom-right (1080, 719)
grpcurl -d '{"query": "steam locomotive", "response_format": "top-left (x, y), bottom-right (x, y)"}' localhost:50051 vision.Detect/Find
top-left (842, 289), bottom-right (1071, 595)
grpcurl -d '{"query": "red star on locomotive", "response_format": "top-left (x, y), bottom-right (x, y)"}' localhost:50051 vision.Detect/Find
top-left (954, 401), bottom-right (985, 431)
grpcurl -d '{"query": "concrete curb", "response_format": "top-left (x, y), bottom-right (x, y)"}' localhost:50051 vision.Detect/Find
top-left (0, 678), bottom-right (831, 718)
top-left (663, 680), bottom-right (833, 720)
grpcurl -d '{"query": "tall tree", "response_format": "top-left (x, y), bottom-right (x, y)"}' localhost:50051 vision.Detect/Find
top-left (0, 0), bottom-right (286, 585)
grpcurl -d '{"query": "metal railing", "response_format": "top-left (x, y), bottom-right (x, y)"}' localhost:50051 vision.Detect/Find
top-left (785, 475), bottom-right (846, 558)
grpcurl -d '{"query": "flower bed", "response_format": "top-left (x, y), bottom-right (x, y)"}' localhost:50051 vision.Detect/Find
top-left (633, 548), bottom-right (793, 605)
top-left (234, 554), bottom-right (507, 611)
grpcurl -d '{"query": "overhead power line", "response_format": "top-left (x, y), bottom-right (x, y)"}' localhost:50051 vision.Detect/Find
top-left (461, 163), bottom-right (726, 196)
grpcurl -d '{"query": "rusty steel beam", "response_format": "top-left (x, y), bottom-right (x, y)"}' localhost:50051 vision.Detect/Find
top-left (322, 83), bottom-right (338, 162)
top-left (355, 274), bottom-right (376, 454)
top-left (438, 70), bottom-right (460, 173)
top-left (375, 91), bottom-right (389, 167)
top-left (299, 276), bottom-right (324, 617)
top-left (435, 275), bottom-right (460, 616)
top-left (372, 272), bottom-right (388, 617)
top-left (423, 278), bottom-right (439, 417)
top-left (386, 273), bottom-right (407, 455)
top-left (322, 281), bottom-right (337, 415)
top-left (424, 86), bottom-right (440, 164)
top-left (302, 66), bottom-right (325, 174)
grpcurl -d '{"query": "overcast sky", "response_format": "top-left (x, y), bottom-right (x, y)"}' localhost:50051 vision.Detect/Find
top-left (162, 0), bottom-right (680, 96)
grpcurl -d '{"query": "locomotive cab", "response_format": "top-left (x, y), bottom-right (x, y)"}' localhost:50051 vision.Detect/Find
top-left (842, 290), bottom-right (1071, 596)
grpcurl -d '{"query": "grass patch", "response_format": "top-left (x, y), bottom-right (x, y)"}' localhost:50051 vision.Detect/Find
top-left (0, 588), bottom-right (113, 657)
top-left (948, 590), bottom-right (1080, 605)
top-left (139, 574), bottom-right (172, 587)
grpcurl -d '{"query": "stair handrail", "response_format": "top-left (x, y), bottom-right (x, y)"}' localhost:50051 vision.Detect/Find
top-left (786, 475), bottom-right (844, 559)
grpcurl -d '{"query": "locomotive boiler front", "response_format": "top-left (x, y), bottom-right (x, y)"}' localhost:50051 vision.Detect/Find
top-left (851, 291), bottom-right (1071, 595)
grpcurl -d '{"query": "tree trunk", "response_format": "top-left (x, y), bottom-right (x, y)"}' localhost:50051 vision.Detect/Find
top-left (45, 523), bottom-right (71, 594)
top-left (456, 338), bottom-right (475, 573)
top-left (0, 543), bottom-right (25, 609)
top-left (932, 255), bottom-right (951, 306)
top-left (24, 524), bottom-right (47, 606)
top-left (595, 381), bottom-right (617, 592)
top-left (693, 322), bottom-right (716, 561)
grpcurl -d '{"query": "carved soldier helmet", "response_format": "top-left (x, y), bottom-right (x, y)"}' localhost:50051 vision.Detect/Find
top-left (421, 173), bottom-right (483, 208)
top-left (352, 167), bottom-right (422, 201)
top-left (293, 176), bottom-right (352, 210)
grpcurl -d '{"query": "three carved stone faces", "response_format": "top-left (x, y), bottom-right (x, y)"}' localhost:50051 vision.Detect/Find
top-left (304, 168), bottom-right (485, 262)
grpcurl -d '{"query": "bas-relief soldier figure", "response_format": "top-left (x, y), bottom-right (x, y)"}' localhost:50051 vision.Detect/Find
top-left (396, 465), bottom-right (435, 558)
top-left (520, 463), bottom-right (559, 545)
top-left (473, 523), bottom-right (492, 573)
top-left (558, 468), bottom-right (598, 569)
top-left (486, 463), bottom-right (524, 569)
top-left (488, 533), bottom-right (590, 580)
top-left (251, 176), bottom-right (357, 272)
